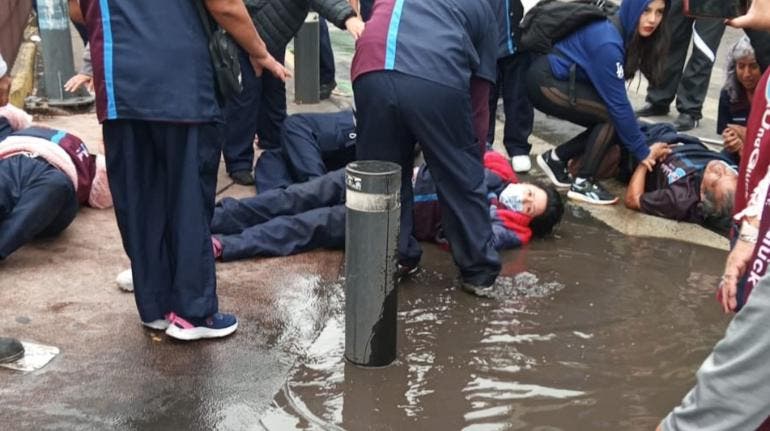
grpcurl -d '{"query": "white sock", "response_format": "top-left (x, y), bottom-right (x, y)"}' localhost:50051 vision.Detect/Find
top-left (574, 177), bottom-right (587, 185)
top-left (550, 150), bottom-right (561, 161)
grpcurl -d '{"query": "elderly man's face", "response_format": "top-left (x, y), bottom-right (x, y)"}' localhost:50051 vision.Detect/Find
top-left (701, 160), bottom-right (737, 207)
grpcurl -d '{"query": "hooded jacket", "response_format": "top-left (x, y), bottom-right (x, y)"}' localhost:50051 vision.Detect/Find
top-left (244, 0), bottom-right (356, 52)
top-left (548, 0), bottom-right (660, 162)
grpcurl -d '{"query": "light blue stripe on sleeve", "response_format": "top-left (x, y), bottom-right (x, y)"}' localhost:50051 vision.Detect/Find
top-left (384, 0), bottom-right (406, 69)
top-left (99, 0), bottom-right (117, 119)
top-left (50, 131), bottom-right (66, 144)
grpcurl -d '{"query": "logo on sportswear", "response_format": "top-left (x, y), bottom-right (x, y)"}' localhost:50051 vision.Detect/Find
top-left (616, 62), bottom-right (624, 79)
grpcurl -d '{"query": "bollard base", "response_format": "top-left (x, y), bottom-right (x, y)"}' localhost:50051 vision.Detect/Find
top-left (343, 355), bottom-right (397, 369)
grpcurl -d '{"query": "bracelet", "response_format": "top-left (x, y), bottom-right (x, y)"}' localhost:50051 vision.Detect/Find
top-left (739, 220), bottom-right (759, 244)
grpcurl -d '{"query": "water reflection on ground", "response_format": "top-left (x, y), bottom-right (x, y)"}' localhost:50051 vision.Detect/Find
top-left (260, 208), bottom-right (728, 430)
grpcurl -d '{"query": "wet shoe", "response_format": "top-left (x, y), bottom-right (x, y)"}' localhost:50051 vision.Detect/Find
top-left (536, 150), bottom-right (571, 188)
top-left (319, 80), bottom-right (337, 100)
top-left (673, 112), bottom-right (699, 132)
top-left (461, 282), bottom-right (496, 298)
top-left (230, 170), bottom-right (255, 186)
top-left (165, 312), bottom-right (238, 341)
top-left (511, 155), bottom-right (532, 173)
top-left (142, 318), bottom-right (170, 331)
top-left (396, 263), bottom-right (420, 280)
top-left (116, 269), bottom-right (133, 292)
top-left (634, 103), bottom-right (669, 117)
top-left (0, 337), bottom-right (24, 363)
top-left (567, 178), bottom-right (617, 205)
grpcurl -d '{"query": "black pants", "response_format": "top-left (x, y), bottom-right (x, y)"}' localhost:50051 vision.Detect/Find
top-left (526, 55), bottom-right (615, 180)
top-left (644, 0), bottom-right (725, 118)
top-left (487, 53), bottom-right (535, 157)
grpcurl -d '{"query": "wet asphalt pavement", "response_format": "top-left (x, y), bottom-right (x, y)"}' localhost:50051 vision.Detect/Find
top-left (0, 20), bottom-right (745, 431)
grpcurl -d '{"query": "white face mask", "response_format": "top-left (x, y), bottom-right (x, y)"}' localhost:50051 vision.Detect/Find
top-left (499, 184), bottom-right (526, 212)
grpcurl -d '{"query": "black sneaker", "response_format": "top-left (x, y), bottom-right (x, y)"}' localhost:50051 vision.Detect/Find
top-left (537, 150), bottom-right (571, 188)
top-left (673, 112), bottom-right (699, 132)
top-left (230, 170), bottom-right (255, 186)
top-left (634, 103), bottom-right (669, 117)
top-left (0, 337), bottom-right (24, 363)
top-left (319, 81), bottom-right (337, 100)
top-left (396, 263), bottom-right (420, 281)
top-left (567, 178), bottom-right (618, 205)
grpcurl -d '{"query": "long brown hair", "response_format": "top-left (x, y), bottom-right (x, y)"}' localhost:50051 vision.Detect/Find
top-left (623, 0), bottom-right (671, 86)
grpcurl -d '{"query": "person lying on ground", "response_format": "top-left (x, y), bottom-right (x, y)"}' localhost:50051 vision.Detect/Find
top-left (254, 110), bottom-right (356, 192)
top-left (210, 151), bottom-right (563, 280)
top-left (623, 125), bottom-right (738, 235)
top-left (717, 35), bottom-right (762, 164)
top-left (0, 124), bottom-right (112, 260)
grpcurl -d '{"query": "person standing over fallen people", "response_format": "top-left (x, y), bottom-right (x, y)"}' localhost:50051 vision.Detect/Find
top-left (78, 0), bottom-right (287, 341)
top-left (350, 0), bottom-right (503, 297)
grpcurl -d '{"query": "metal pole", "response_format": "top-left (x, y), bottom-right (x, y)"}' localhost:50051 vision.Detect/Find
top-left (344, 161), bottom-right (401, 367)
top-left (36, 0), bottom-right (92, 107)
top-left (294, 12), bottom-right (320, 104)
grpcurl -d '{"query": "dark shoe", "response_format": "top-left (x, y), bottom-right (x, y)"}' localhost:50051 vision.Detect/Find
top-left (319, 81), bottom-right (337, 100)
top-left (567, 178), bottom-right (617, 205)
top-left (0, 337), bottom-right (24, 363)
top-left (461, 282), bottom-right (496, 298)
top-left (634, 103), bottom-right (669, 117)
top-left (230, 170), bottom-right (255, 186)
top-left (673, 112), bottom-right (699, 132)
top-left (536, 150), bottom-right (571, 188)
top-left (396, 263), bottom-right (420, 280)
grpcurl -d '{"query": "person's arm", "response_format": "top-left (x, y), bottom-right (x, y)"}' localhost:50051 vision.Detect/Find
top-left (312, 0), bottom-right (365, 39)
top-left (624, 143), bottom-right (672, 210)
top-left (349, 0), bottom-right (360, 16)
top-left (728, 0), bottom-right (770, 30)
top-left (723, 124), bottom-right (746, 154)
top-left (69, 0), bottom-right (85, 24)
top-left (0, 54), bottom-right (10, 106)
top-left (582, 42), bottom-right (650, 162)
top-left (716, 90), bottom-right (730, 134)
top-left (203, 0), bottom-right (289, 81)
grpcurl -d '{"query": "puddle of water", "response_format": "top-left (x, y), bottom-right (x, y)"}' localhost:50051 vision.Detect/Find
top-left (260, 210), bottom-right (728, 430)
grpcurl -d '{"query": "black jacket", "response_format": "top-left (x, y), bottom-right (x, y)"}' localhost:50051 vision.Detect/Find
top-left (244, 0), bottom-right (356, 52)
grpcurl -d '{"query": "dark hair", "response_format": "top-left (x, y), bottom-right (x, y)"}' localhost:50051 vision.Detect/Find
top-left (701, 188), bottom-right (734, 236)
top-left (530, 184), bottom-right (565, 238)
top-left (624, 0), bottom-right (671, 86)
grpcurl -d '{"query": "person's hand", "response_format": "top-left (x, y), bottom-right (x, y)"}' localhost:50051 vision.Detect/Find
top-left (345, 16), bottom-right (365, 39)
top-left (640, 142), bottom-right (672, 171)
top-left (249, 53), bottom-right (291, 81)
top-left (722, 125), bottom-right (745, 154)
top-left (64, 73), bottom-right (94, 93)
top-left (727, 0), bottom-right (770, 31)
top-left (0, 75), bottom-right (11, 106)
top-left (719, 238), bottom-right (755, 313)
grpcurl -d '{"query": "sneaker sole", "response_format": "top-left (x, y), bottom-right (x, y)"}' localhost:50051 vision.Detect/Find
top-left (165, 321), bottom-right (239, 341)
top-left (142, 320), bottom-right (170, 331)
top-left (461, 284), bottom-right (496, 298)
top-left (536, 154), bottom-right (570, 188)
top-left (0, 348), bottom-right (24, 364)
top-left (567, 190), bottom-right (618, 205)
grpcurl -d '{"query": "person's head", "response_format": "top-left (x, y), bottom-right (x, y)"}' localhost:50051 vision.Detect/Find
top-left (500, 182), bottom-right (565, 238)
top-left (724, 36), bottom-right (761, 104)
top-left (700, 160), bottom-right (737, 232)
top-left (623, 0), bottom-right (670, 86)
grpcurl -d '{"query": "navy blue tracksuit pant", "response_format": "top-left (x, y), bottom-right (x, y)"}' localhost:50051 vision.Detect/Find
top-left (0, 156), bottom-right (78, 260)
top-left (487, 53), bottom-right (534, 157)
top-left (254, 110), bottom-right (357, 192)
top-left (211, 169), bottom-right (347, 261)
top-left (103, 120), bottom-right (221, 323)
top-left (223, 47), bottom-right (287, 174)
top-left (319, 19), bottom-right (336, 86)
top-left (353, 71), bottom-right (500, 286)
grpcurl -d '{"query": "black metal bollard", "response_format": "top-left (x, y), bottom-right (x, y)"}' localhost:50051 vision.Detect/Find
top-left (294, 12), bottom-right (320, 104)
top-left (344, 161), bottom-right (401, 367)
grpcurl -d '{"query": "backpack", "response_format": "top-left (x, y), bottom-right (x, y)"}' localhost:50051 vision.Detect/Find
top-left (519, 0), bottom-right (620, 54)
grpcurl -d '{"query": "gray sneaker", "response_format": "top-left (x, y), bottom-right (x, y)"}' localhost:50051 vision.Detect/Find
top-left (461, 282), bottom-right (496, 298)
top-left (567, 178), bottom-right (618, 205)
